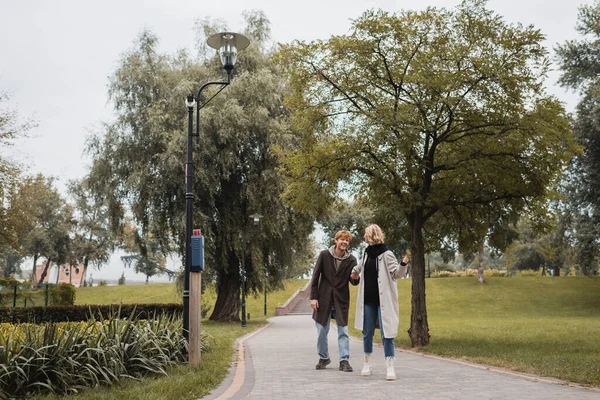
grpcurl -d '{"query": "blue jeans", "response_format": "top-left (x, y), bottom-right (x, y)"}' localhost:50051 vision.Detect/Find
top-left (363, 303), bottom-right (395, 358)
top-left (316, 309), bottom-right (350, 361)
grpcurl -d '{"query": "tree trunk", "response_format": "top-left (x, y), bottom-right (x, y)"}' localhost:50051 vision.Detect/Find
top-left (81, 258), bottom-right (89, 287)
top-left (408, 211), bottom-right (430, 347)
top-left (38, 259), bottom-right (52, 286)
top-left (31, 254), bottom-right (39, 286)
top-left (210, 272), bottom-right (241, 322)
top-left (477, 247), bottom-right (485, 284)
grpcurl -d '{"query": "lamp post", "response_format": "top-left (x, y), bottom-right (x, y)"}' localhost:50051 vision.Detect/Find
top-left (183, 32), bottom-right (250, 339)
top-left (264, 254), bottom-right (271, 316)
top-left (241, 213), bottom-right (262, 327)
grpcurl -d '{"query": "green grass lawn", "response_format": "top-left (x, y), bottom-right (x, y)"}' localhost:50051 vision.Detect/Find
top-left (347, 276), bottom-right (600, 386)
top-left (74, 283), bottom-right (181, 305)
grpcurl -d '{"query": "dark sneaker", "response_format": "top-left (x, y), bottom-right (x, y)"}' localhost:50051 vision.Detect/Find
top-left (339, 360), bottom-right (353, 372)
top-left (316, 358), bottom-right (331, 370)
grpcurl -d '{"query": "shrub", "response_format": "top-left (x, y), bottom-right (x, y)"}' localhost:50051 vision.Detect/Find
top-left (517, 270), bottom-right (541, 277)
top-left (429, 269), bottom-right (509, 278)
top-left (433, 262), bottom-right (455, 272)
top-left (431, 271), bottom-right (457, 278)
top-left (0, 311), bottom-right (211, 398)
top-left (484, 269), bottom-right (508, 277)
top-left (49, 283), bottom-right (76, 305)
top-left (98, 280), bottom-right (108, 286)
top-left (118, 272), bottom-right (126, 286)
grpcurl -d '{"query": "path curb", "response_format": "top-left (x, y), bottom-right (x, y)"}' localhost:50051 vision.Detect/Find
top-left (200, 322), bottom-right (271, 400)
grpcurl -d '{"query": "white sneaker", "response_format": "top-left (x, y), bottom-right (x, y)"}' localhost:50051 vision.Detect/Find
top-left (361, 353), bottom-right (372, 376)
top-left (385, 356), bottom-right (397, 380)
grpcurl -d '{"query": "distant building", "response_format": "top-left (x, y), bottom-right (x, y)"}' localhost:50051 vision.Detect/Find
top-left (33, 261), bottom-right (85, 288)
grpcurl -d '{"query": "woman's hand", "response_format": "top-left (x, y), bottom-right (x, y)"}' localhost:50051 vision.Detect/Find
top-left (350, 273), bottom-right (359, 280)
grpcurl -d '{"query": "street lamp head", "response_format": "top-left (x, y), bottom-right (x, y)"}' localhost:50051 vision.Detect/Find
top-left (207, 32), bottom-right (250, 74)
top-left (186, 93), bottom-right (196, 108)
top-left (249, 213), bottom-right (263, 226)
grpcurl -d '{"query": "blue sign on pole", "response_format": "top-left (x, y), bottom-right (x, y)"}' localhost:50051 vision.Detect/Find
top-left (191, 232), bottom-right (204, 272)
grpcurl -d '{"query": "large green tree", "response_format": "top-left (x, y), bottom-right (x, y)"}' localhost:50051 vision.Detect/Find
top-left (277, 0), bottom-right (576, 346)
top-left (11, 175), bottom-right (74, 286)
top-left (556, 1), bottom-right (600, 276)
top-left (87, 12), bottom-right (313, 321)
top-left (318, 198), bottom-right (374, 251)
top-left (0, 90), bottom-right (35, 249)
top-left (67, 177), bottom-right (114, 286)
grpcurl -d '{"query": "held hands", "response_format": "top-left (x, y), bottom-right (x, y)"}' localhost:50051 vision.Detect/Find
top-left (350, 273), bottom-right (359, 280)
top-left (311, 299), bottom-right (319, 311)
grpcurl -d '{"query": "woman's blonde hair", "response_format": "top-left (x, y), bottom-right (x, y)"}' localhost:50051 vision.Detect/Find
top-left (364, 224), bottom-right (385, 245)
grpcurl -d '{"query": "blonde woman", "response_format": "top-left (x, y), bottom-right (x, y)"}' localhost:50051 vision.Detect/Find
top-left (351, 224), bottom-right (408, 380)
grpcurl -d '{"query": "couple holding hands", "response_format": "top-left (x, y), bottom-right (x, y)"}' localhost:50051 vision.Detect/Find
top-left (309, 224), bottom-right (409, 380)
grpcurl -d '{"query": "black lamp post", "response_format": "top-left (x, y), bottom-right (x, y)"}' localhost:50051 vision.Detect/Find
top-left (183, 32), bottom-right (250, 339)
top-left (241, 213), bottom-right (262, 327)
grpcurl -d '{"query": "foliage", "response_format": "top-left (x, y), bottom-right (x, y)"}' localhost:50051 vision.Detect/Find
top-left (556, 1), bottom-right (600, 277)
top-left (0, 312), bottom-right (201, 399)
top-left (120, 227), bottom-right (166, 284)
top-left (48, 283), bottom-right (76, 306)
top-left (0, 245), bottom-right (22, 278)
top-left (118, 272), bottom-right (126, 285)
top-left (98, 280), bottom-right (107, 287)
top-left (277, 0), bottom-right (576, 345)
top-left (86, 13), bottom-right (314, 322)
top-left (0, 89), bottom-right (35, 250)
top-left (67, 178), bottom-right (115, 286)
top-left (11, 175), bottom-right (75, 285)
top-left (318, 198), bottom-right (374, 251)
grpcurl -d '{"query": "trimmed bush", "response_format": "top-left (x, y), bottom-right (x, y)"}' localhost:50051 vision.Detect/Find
top-left (49, 283), bottom-right (76, 305)
top-left (0, 303), bottom-right (183, 324)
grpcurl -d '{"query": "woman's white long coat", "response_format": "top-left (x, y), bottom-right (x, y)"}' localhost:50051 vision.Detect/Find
top-left (353, 250), bottom-right (403, 338)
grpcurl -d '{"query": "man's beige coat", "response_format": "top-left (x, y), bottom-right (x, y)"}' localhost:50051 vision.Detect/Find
top-left (353, 250), bottom-right (403, 338)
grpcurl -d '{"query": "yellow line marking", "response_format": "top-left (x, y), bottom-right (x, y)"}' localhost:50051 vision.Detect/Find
top-left (212, 322), bottom-right (272, 400)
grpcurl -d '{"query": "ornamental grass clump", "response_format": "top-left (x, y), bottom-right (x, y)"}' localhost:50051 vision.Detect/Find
top-left (0, 310), bottom-right (210, 399)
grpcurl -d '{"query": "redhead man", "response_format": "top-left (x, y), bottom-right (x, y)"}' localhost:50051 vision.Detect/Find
top-left (310, 230), bottom-right (359, 372)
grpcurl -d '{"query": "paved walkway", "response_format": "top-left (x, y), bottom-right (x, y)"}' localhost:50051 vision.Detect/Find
top-left (203, 315), bottom-right (600, 400)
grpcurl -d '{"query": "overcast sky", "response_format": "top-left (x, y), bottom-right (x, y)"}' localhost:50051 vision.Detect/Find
top-left (0, 0), bottom-right (592, 282)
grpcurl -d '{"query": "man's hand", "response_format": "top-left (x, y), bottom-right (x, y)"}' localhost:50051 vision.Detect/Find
top-left (350, 273), bottom-right (359, 280)
top-left (311, 299), bottom-right (319, 311)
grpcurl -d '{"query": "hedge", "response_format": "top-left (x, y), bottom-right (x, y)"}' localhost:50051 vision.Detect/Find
top-left (0, 303), bottom-right (183, 324)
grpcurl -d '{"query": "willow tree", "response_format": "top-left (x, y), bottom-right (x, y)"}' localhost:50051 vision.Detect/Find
top-left (556, 1), bottom-right (600, 276)
top-left (86, 11), bottom-right (313, 321)
top-left (277, 0), bottom-right (576, 346)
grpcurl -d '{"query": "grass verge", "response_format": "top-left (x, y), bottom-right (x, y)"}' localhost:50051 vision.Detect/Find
top-left (347, 276), bottom-right (600, 386)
